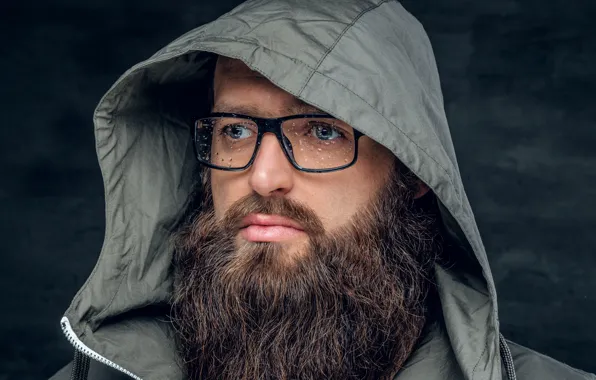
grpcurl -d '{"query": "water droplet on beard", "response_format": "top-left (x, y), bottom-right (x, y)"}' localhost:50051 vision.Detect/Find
top-left (317, 148), bottom-right (322, 152)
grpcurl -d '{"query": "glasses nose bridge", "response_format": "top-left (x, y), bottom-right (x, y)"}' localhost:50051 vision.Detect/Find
top-left (256, 117), bottom-right (286, 148)
top-left (253, 117), bottom-right (292, 162)
top-left (258, 117), bottom-right (284, 137)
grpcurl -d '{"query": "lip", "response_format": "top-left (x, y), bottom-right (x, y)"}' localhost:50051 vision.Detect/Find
top-left (239, 213), bottom-right (305, 242)
top-left (240, 214), bottom-right (304, 231)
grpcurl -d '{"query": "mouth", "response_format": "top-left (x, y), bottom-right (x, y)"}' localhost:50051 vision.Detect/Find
top-left (239, 213), bottom-right (306, 242)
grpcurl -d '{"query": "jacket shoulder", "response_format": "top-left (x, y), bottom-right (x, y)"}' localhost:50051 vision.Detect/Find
top-left (49, 359), bottom-right (131, 380)
top-left (506, 339), bottom-right (596, 380)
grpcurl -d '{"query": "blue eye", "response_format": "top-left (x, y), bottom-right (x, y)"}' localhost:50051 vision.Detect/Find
top-left (310, 123), bottom-right (344, 141)
top-left (222, 124), bottom-right (253, 140)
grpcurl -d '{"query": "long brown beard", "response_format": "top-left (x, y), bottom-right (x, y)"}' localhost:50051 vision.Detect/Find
top-left (170, 163), bottom-right (442, 380)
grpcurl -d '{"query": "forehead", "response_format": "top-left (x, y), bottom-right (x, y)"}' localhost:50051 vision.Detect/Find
top-left (212, 100), bottom-right (326, 117)
top-left (212, 56), bottom-right (326, 117)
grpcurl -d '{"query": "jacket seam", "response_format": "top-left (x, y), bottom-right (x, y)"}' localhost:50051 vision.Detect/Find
top-left (472, 342), bottom-right (489, 379)
top-left (298, 0), bottom-right (392, 95)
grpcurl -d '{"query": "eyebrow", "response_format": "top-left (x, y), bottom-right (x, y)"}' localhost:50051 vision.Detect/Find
top-left (212, 100), bottom-right (327, 117)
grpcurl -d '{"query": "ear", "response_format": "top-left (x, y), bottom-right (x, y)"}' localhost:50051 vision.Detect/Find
top-left (414, 181), bottom-right (431, 199)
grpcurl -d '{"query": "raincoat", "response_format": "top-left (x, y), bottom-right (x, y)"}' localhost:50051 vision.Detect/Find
top-left (50, 0), bottom-right (595, 379)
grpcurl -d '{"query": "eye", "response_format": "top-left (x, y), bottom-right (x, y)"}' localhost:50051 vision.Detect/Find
top-left (221, 124), bottom-right (253, 140)
top-left (310, 122), bottom-right (344, 141)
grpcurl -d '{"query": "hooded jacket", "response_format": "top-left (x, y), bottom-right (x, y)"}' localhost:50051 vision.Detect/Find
top-left (50, 0), bottom-right (595, 379)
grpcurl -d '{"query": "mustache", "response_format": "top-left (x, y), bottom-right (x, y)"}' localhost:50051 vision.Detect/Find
top-left (219, 192), bottom-right (326, 237)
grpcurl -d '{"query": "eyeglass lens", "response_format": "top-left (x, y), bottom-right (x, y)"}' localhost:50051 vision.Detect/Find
top-left (195, 117), bottom-right (356, 170)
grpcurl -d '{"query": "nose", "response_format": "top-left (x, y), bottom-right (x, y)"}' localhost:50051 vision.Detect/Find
top-left (248, 133), bottom-right (295, 197)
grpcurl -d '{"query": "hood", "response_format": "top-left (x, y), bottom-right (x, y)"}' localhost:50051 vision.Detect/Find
top-left (61, 0), bottom-right (506, 379)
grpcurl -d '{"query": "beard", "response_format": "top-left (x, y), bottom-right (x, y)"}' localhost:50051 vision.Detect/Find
top-left (170, 163), bottom-right (443, 380)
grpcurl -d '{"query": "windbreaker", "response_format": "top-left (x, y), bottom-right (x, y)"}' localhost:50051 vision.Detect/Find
top-left (50, 0), bottom-right (595, 379)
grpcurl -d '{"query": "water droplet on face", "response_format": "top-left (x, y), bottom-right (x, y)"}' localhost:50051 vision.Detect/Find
top-left (317, 148), bottom-right (322, 152)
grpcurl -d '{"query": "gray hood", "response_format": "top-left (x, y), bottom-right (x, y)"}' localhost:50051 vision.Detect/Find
top-left (61, 0), bottom-right (506, 379)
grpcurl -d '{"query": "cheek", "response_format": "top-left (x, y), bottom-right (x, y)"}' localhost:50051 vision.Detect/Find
top-left (211, 173), bottom-right (249, 220)
top-left (314, 173), bottom-right (383, 229)
top-left (319, 146), bottom-right (393, 226)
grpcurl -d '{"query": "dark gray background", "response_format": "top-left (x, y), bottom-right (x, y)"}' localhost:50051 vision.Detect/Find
top-left (1, 0), bottom-right (595, 379)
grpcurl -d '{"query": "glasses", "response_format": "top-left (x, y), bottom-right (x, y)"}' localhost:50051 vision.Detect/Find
top-left (193, 113), bottom-right (364, 173)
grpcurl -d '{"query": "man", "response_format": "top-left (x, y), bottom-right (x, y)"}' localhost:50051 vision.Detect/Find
top-left (51, 0), bottom-right (595, 379)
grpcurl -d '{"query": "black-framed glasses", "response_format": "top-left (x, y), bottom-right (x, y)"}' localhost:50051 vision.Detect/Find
top-left (192, 112), bottom-right (364, 173)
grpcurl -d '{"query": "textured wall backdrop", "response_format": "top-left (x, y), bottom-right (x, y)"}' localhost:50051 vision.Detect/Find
top-left (0, 0), bottom-right (595, 379)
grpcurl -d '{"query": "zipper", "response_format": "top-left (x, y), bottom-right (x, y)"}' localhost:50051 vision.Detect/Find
top-left (499, 333), bottom-right (517, 380)
top-left (60, 317), bottom-right (144, 380)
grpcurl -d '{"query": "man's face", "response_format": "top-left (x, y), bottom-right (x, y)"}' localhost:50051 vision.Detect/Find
top-left (170, 56), bottom-right (439, 380)
top-left (210, 57), bottom-right (412, 261)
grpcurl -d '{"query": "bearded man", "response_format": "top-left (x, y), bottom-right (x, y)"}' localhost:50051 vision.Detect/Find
top-left (50, 1), bottom-right (595, 379)
top-left (170, 58), bottom-right (443, 378)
